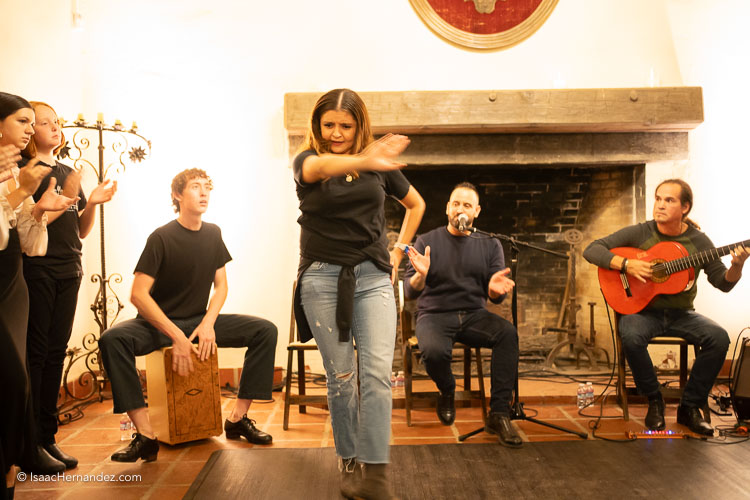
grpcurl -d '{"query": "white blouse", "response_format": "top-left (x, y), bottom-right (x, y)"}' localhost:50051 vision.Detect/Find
top-left (0, 168), bottom-right (48, 255)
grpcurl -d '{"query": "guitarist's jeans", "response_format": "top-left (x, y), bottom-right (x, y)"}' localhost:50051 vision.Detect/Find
top-left (619, 309), bottom-right (729, 407)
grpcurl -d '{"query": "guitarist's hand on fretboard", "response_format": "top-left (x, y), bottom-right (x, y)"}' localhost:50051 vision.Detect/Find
top-left (727, 244), bottom-right (749, 282)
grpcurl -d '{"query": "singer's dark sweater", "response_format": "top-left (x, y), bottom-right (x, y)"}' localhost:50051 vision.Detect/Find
top-left (404, 227), bottom-right (506, 317)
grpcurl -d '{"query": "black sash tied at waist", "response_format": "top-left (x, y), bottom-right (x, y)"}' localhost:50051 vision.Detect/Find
top-left (294, 228), bottom-right (392, 343)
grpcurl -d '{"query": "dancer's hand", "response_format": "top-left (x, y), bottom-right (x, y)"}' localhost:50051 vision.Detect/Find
top-left (361, 133), bottom-right (410, 171)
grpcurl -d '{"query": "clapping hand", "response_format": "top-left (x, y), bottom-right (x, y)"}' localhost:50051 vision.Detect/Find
top-left (88, 179), bottom-right (118, 205)
top-left (18, 159), bottom-right (52, 196)
top-left (36, 177), bottom-right (79, 212)
top-left (0, 145), bottom-right (21, 183)
top-left (488, 268), bottom-right (515, 297)
top-left (406, 245), bottom-right (431, 277)
top-left (61, 169), bottom-right (82, 198)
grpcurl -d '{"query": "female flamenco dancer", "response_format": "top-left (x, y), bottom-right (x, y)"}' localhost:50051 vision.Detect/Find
top-left (293, 88), bottom-right (425, 500)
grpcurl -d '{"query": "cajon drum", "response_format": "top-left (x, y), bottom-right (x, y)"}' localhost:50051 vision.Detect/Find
top-left (145, 347), bottom-right (223, 445)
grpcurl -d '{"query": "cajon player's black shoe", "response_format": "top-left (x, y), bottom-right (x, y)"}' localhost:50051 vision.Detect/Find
top-left (111, 433), bottom-right (159, 462)
top-left (224, 415), bottom-right (273, 444)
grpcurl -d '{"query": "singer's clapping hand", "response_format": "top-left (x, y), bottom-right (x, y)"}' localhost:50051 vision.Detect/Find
top-left (488, 268), bottom-right (515, 298)
top-left (406, 245), bottom-right (430, 277)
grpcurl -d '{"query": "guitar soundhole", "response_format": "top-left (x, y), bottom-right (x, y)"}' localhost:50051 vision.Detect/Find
top-left (650, 259), bottom-right (669, 282)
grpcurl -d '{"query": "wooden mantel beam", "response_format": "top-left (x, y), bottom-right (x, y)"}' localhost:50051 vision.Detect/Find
top-left (284, 87), bottom-right (703, 135)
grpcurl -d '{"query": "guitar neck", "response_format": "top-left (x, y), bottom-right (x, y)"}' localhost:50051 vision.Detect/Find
top-left (662, 239), bottom-right (750, 275)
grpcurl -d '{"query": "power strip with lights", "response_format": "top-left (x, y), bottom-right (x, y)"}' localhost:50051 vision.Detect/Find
top-left (626, 430), bottom-right (685, 439)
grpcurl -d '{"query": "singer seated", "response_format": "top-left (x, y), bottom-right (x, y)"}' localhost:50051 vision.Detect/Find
top-left (99, 168), bottom-right (277, 463)
top-left (404, 182), bottom-right (521, 447)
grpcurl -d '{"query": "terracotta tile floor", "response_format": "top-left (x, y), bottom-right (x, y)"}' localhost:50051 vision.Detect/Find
top-left (13, 375), bottom-right (735, 499)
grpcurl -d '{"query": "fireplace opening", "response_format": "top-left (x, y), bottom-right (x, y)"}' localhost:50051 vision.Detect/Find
top-left (388, 163), bottom-right (645, 364)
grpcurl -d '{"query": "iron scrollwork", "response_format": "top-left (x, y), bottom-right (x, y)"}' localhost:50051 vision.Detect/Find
top-left (56, 117), bottom-right (150, 424)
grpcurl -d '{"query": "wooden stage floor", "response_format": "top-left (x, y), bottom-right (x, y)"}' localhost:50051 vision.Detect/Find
top-left (185, 439), bottom-right (750, 499)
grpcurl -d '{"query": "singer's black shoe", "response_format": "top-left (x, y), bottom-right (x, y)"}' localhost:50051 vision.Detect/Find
top-left (677, 405), bottom-right (714, 436)
top-left (224, 415), bottom-right (273, 444)
top-left (22, 445), bottom-right (66, 474)
top-left (436, 392), bottom-right (455, 426)
top-left (485, 412), bottom-right (522, 448)
top-left (43, 443), bottom-right (78, 469)
top-left (644, 394), bottom-right (666, 431)
top-left (111, 433), bottom-right (159, 462)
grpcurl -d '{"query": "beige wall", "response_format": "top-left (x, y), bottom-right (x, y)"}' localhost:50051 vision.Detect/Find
top-left (1, 0), bottom-right (748, 375)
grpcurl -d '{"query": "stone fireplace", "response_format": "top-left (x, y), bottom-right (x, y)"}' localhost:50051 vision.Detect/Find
top-left (284, 88), bottom-right (703, 359)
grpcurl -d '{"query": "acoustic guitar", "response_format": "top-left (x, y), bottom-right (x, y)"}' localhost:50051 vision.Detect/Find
top-left (598, 239), bottom-right (749, 315)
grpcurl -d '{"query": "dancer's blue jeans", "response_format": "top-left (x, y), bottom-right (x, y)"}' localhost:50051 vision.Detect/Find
top-left (300, 260), bottom-right (396, 464)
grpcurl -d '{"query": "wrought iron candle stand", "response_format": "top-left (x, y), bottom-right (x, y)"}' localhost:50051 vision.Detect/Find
top-left (55, 115), bottom-right (151, 424)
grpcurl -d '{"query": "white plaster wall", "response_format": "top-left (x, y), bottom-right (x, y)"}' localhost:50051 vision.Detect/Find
top-left (1, 0), bottom-right (747, 376)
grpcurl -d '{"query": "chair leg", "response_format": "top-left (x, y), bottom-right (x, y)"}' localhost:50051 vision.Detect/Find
top-left (463, 348), bottom-right (471, 392)
top-left (283, 349), bottom-right (294, 430)
top-left (298, 350), bottom-right (307, 414)
top-left (679, 343), bottom-right (689, 387)
top-left (474, 348), bottom-right (488, 424)
top-left (614, 321), bottom-right (629, 421)
top-left (404, 347), bottom-right (413, 427)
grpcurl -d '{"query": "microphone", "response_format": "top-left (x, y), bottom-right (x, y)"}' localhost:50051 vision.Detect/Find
top-left (457, 213), bottom-right (469, 232)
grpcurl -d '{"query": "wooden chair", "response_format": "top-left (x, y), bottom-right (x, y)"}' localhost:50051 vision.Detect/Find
top-left (283, 282), bottom-right (328, 430)
top-left (614, 313), bottom-right (710, 423)
top-left (400, 298), bottom-right (488, 427)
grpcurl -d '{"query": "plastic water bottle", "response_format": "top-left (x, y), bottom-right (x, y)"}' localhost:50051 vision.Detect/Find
top-left (120, 415), bottom-right (132, 440)
top-left (585, 382), bottom-right (595, 407)
top-left (394, 371), bottom-right (405, 398)
top-left (576, 383), bottom-right (586, 410)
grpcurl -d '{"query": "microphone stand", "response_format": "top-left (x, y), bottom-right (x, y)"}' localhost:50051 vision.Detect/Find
top-left (458, 227), bottom-right (588, 441)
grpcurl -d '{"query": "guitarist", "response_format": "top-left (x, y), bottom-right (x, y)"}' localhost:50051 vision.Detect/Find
top-left (583, 179), bottom-right (748, 435)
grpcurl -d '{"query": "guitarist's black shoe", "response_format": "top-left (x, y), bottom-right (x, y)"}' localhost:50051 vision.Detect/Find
top-left (645, 394), bottom-right (666, 431)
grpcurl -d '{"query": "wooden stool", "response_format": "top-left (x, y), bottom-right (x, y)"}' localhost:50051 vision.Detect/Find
top-left (145, 347), bottom-right (223, 444)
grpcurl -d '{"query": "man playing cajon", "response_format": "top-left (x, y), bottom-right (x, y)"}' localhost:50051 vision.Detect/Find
top-left (100, 168), bottom-right (277, 462)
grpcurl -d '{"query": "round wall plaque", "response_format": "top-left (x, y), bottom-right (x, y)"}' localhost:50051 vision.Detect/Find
top-left (409, 0), bottom-right (559, 51)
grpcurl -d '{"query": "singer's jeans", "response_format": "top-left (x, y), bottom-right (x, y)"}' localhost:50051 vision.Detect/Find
top-left (415, 309), bottom-right (518, 414)
top-left (618, 309), bottom-right (729, 407)
top-left (299, 260), bottom-right (396, 464)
